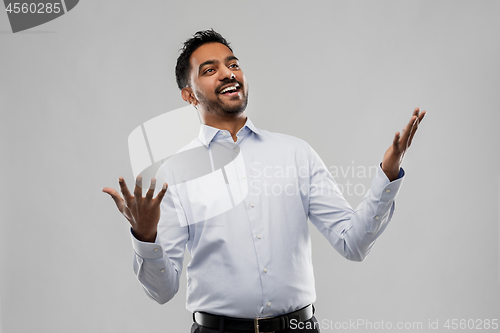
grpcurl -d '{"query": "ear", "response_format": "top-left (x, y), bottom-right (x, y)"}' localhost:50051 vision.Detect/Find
top-left (181, 87), bottom-right (197, 106)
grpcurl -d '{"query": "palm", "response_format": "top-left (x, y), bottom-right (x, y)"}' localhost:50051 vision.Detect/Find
top-left (381, 107), bottom-right (426, 181)
top-left (102, 176), bottom-right (168, 242)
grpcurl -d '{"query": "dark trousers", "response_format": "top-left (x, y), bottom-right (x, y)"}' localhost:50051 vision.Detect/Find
top-left (191, 316), bottom-right (321, 333)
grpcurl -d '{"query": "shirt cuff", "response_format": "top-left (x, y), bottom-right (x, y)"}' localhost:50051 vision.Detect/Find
top-left (397, 167), bottom-right (405, 179)
top-left (130, 228), bottom-right (163, 260)
top-left (371, 164), bottom-right (404, 201)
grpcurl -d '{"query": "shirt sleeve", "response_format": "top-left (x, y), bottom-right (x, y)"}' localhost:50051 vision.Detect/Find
top-left (130, 164), bottom-right (189, 304)
top-left (306, 145), bottom-right (404, 261)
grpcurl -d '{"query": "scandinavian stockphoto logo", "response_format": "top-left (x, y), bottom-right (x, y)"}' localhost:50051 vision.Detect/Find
top-left (128, 107), bottom-right (377, 226)
top-left (128, 106), bottom-right (249, 227)
top-left (3, 0), bottom-right (79, 33)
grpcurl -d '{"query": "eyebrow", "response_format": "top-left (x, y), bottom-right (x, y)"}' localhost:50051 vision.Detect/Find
top-left (198, 56), bottom-right (239, 74)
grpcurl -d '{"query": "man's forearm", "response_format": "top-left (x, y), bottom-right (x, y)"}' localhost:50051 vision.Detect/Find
top-left (131, 231), bottom-right (182, 304)
top-left (309, 164), bottom-right (404, 262)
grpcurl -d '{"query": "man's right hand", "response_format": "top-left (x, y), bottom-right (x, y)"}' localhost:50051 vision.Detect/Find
top-left (102, 176), bottom-right (168, 243)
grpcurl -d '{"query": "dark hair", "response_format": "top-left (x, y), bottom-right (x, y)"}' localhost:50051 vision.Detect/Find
top-left (175, 29), bottom-right (232, 90)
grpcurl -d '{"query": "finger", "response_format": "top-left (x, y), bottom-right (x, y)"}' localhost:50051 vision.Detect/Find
top-left (393, 132), bottom-right (400, 149)
top-left (400, 115), bottom-right (417, 147)
top-left (102, 187), bottom-right (126, 211)
top-left (408, 110), bottom-right (426, 147)
top-left (392, 132), bottom-right (401, 154)
top-left (118, 178), bottom-right (133, 202)
top-left (134, 175), bottom-right (143, 202)
top-left (418, 110), bottom-right (426, 123)
top-left (145, 177), bottom-right (156, 201)
top-left (401, 117), bottom-right (418, 150)
top-left (407, 118), bottom-right (419, 147)
top-left (155, 183), bottom-right (168, 203)
top-left (413, 107), bottom-right (420, 117)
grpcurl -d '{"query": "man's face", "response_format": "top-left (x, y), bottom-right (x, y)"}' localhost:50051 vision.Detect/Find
top-left (187, 42), bottom-right (248, 116)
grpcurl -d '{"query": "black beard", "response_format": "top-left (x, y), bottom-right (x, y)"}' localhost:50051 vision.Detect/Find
top-left (196, 83), bottom-right (249, 117)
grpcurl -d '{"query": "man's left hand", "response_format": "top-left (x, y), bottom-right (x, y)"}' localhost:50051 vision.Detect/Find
top-left (381, 107), bottom-right (426, 181)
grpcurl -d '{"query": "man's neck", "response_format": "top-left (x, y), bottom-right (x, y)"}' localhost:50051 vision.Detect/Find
top-left (201, 112), bottom-right (247, 143)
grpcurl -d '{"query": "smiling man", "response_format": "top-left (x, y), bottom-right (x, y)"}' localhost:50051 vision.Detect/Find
top-left (179, 38), bottom-right (249, 143)
top-left (182, 42), bottom-right (248, 116)
top-left (103, 29), bottom-right (426, 333)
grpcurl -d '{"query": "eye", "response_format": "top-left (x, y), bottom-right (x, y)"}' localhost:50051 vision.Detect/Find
top-left (229, 63), bottom-right (240, 70)
top-left (203, 68), bottom-right (215, 75)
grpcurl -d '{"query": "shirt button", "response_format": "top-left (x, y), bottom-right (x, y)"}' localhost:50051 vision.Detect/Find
top-left (222, 132), bottom-right (228, 137)
top-left (242, 175), bottom-right (246, 179)
top-left (160, 269), bottom-right (165, 273)
top-left (153, 248), bottom-right (159, 252)
top-left (233, 147), bottom-right (240, 153)
top-left (267, 302), bottom-right (271, 307)
top-left (385, 189), bottom-right (391, 193)
top-left (263, 268), bottom-right (268, 273)
top-left (250, 203), bottom-right (255, 208)
top-left (257, 235), bottom-right (262, 239)
top-left (375, 216), bottom-right (380, 220)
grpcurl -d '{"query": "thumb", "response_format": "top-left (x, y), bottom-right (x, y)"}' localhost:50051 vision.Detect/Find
top-left (102, 187), bottom-right (125, 209)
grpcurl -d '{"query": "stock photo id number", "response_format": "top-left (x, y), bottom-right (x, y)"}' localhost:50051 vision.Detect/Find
top-left (3, 0), bottom-right (79, 33)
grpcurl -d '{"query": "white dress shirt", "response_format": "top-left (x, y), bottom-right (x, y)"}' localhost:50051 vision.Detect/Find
top-left (130, 117), bottom-right (404, 318)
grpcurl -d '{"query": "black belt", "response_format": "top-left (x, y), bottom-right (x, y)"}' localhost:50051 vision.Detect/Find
top-left (193, 304), bottom-right (314, 332)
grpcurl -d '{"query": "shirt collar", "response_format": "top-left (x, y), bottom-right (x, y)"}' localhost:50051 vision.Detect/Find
top-left (197, 117), bottom-right (263, 147)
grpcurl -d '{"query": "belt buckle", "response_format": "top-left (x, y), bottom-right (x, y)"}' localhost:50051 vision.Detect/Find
top-left (254, 317), bottom-right (274, 333)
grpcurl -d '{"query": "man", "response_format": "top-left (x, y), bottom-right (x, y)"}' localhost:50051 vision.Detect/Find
top-left (103, 29), bottom-right (426, 333)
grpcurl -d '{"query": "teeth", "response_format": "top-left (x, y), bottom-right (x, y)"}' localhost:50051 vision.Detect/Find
top-left (220, 86), bottom-right (238, 94)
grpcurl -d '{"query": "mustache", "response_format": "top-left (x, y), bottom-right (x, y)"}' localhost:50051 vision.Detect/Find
top-left (216, 79), bottom-right (242, 94)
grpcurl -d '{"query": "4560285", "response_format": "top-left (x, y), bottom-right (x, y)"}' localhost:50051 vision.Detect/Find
top-left (5, 2), bottom-right (62, 14)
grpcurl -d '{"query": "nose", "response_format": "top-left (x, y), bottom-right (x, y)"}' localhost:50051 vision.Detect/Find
top-left (219, 66), bottom-right (236, 80)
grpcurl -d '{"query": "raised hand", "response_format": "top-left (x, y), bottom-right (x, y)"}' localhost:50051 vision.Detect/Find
top-left (381, 107), bottom-right (426, 181)
top-left (102, 176), bottom-right (168, 242)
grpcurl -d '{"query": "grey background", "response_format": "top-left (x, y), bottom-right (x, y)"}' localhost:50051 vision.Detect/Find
top-left (1, 0), bottom-right (499, 332)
